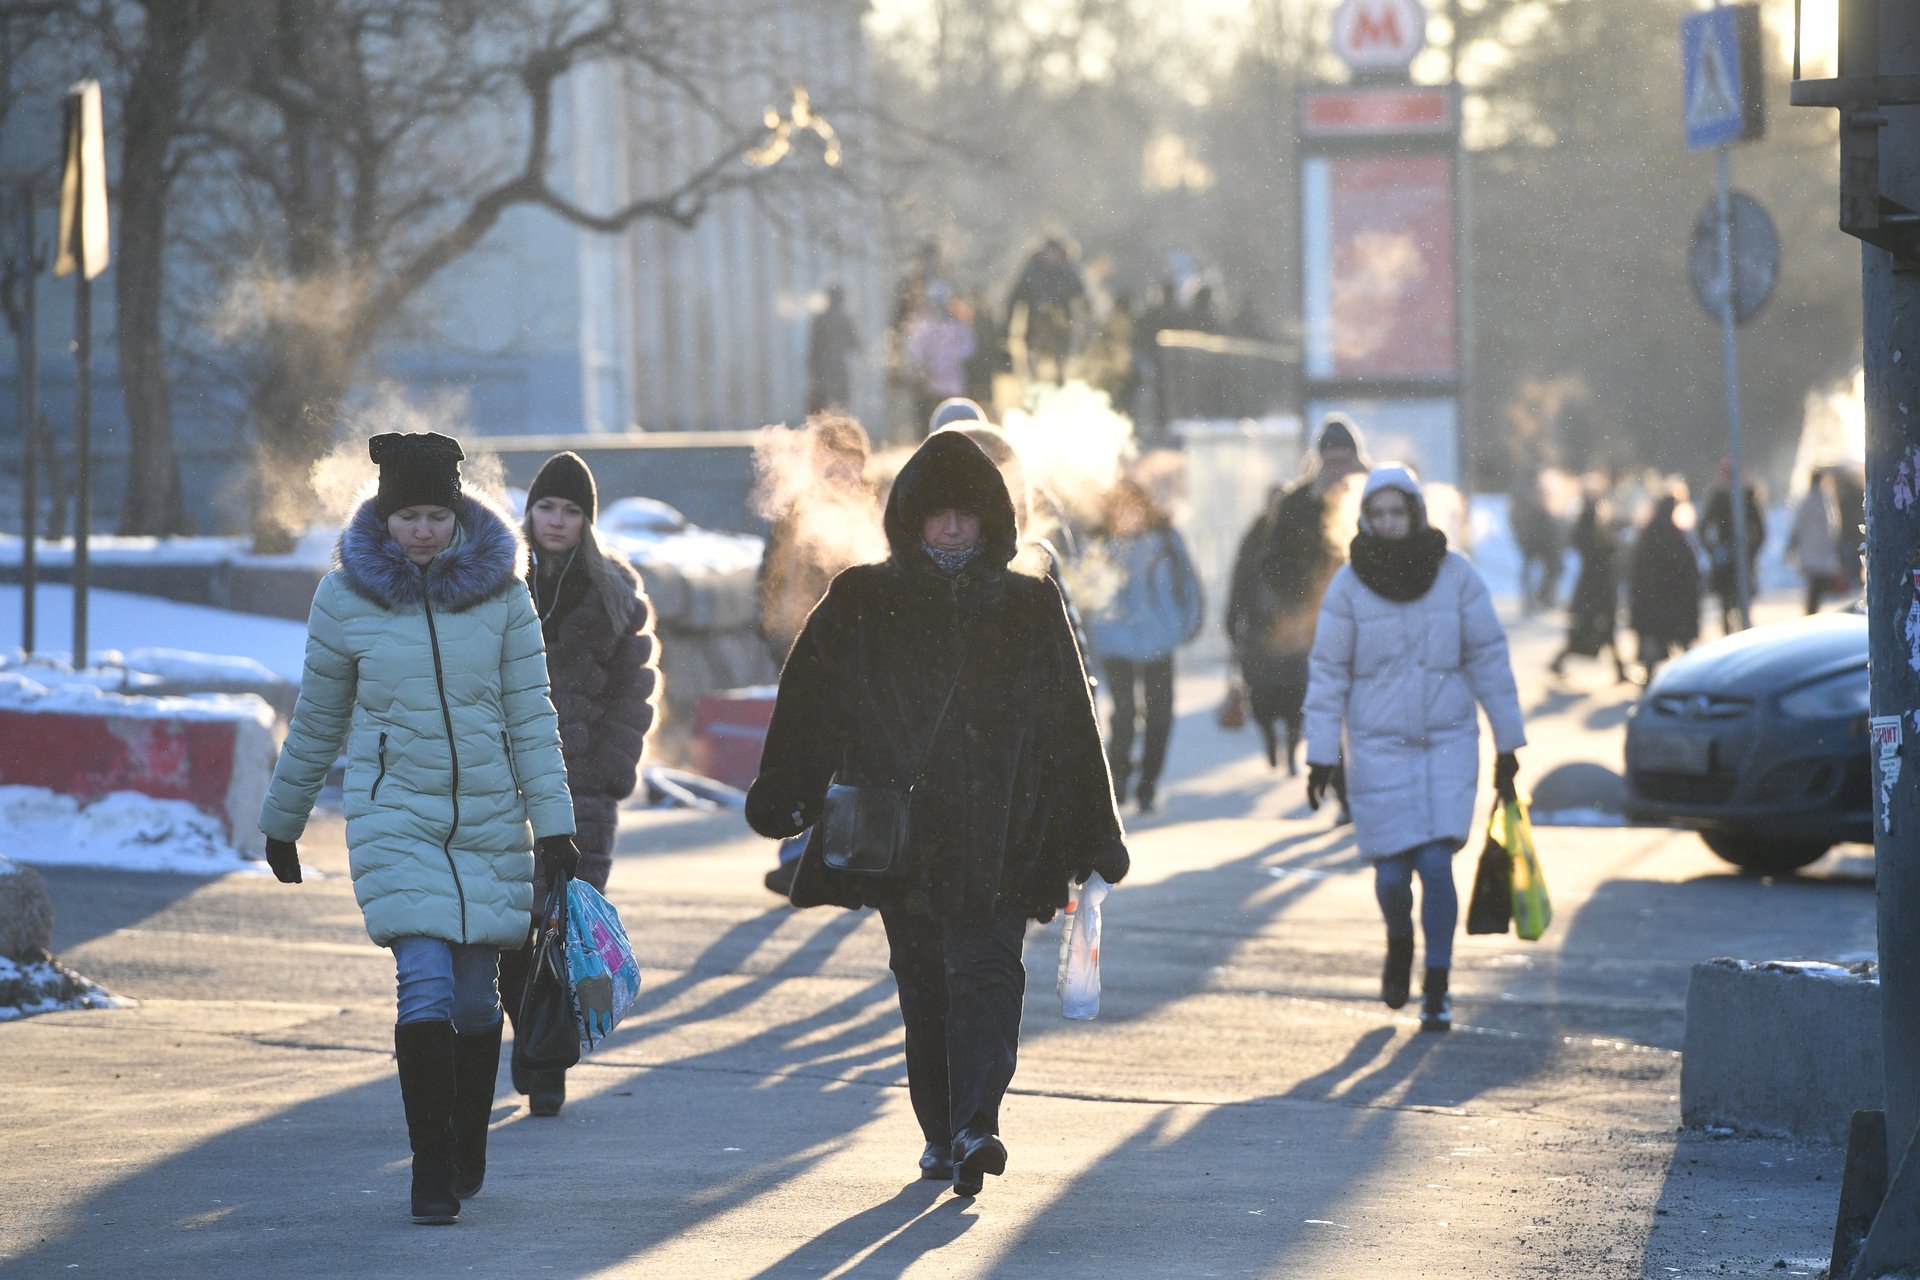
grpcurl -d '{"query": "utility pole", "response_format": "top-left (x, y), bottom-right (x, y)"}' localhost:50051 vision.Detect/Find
top-left (1792, 0), bottom-right (1920, 1272)
top-left (55, 81), bottom-right (108, 673)
top-left (14, 185), bottom-right (39, 657)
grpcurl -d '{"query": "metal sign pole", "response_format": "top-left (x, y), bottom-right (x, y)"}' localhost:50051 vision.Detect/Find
top-left (16, 186), bottom-right (37, 657)
top-left (1716, 144), bottom-right (1753, 630)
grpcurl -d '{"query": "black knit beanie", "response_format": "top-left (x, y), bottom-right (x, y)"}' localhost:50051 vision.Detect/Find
top-left (370, 432), bottom-right (464, 519)
top-left (525, 451), bottom-right (597, 523)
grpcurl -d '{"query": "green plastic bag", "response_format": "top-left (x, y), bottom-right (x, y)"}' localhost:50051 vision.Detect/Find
top-left (1499, 797), bottom-right (1552, 942)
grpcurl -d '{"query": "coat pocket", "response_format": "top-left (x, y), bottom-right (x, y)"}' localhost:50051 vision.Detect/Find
top-left (369, 731), bottom-right (389, 802)
top-left (501, 731), bottom-right (523, 799)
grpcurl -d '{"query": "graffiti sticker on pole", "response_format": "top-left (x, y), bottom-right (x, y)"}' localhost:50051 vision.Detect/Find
top-left (1872, 715), bottom-right (1904, 833)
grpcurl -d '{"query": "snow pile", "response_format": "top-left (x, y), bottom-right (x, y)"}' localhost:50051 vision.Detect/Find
top-left (0, 786), bottom-right (259, 875)
top-left (0, 952), bottom-right (127, 1021)
top-left (0, 667), bottom-right (275, 727)
top-left (0, 585), bottom-right (311, 683)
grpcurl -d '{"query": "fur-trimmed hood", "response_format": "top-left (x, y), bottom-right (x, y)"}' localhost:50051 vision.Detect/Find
top-left (338, 492), bottom-right (525, 612)
top-left (883, 430), bottom-right (1019, 571)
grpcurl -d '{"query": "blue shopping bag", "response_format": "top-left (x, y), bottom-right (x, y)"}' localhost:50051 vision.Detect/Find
top-left (563, 879), bottom-right (642, 1054)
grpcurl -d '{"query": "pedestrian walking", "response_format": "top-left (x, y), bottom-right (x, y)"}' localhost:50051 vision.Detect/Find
top-left (258, 432), bottom-right (580, 1225)
top-left (903, 284), bottom-right (978, 434)
top-left (1303, 464), bottom-right (1526, 1033)
top-left (1548, 495), bottom-right (1629, 682)
top-left (1788, 468), bottom-right (1843, 615)
top-left (1508, 471), bottom-right (1565, 614)
top-left (1700, 462), bottom-right (1767, 634)
top-left (1628, 492), bottom-right (1702, 682)
top-left (498, 451), bottom-right (660, 1116)
top-left (1224, 415), bottom-right (1369, 789)
top-left (1081, 479), bottom-right (1205, 813)
top-left (1006, 237), bottom-right (1086, 386)
top-left (806, 284), bottom-right (860, 414)
top-left (745, 429), bottom-right (1129, 1198)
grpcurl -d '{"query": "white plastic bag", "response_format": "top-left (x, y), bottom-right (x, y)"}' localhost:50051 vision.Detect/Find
top-left (1056, 872), bottom-right (1110, 1019)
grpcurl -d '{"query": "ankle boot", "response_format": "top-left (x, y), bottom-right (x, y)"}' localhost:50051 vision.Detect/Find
top-left (528, 1067), bottom-right (567, 1117)
top-left (451, 1022), bottom-right (503, 1199)
top-left (1419, 967), bottom-right (1452, 1033)
top-left (394, 1021), bottom-right (460, 1224)
top-left (1381, 936), bottom-right (1414, 1010)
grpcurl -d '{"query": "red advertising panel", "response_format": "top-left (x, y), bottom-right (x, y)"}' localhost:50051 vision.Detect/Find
top-left (1303, 153), bottom-right (1456, 380)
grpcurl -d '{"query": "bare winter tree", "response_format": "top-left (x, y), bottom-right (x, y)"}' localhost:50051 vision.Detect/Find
top-left (178, 0), bottom-right (836, 550)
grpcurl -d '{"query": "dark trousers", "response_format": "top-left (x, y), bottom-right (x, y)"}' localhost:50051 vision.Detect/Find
top-left (1102, 655), bottom-right (1174, 794)
top-left (880, 908), bottom-right (1028, 1145)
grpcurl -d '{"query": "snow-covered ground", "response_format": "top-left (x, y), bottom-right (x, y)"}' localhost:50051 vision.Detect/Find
top-left (0, 952), bottom-right (127, 1021)
top-left (0, 584), bottom-right (310, 683)
top-left (0, 787), bottom-right (261, 876)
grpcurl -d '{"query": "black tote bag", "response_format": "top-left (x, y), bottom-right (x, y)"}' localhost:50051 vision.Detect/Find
top-left (1465, 807), bottom-right (1514, 936)
top-left (512, 875), bottom-right (582, 1075)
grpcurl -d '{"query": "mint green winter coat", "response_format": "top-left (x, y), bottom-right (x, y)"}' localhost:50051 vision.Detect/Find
top-left (260, 494), bottom-right (576, 948)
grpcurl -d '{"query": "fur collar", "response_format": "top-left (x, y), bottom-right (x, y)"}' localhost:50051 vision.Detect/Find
top-left (338, 492), bottom-right (525, 612)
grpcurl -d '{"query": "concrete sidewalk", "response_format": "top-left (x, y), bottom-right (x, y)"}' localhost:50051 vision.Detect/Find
top-left (0, 609), bottom-right (1861, 1278)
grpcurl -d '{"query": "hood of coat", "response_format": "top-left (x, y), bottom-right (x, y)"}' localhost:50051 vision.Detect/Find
top-left (338, 491), bottom-right (525, 612)
top-left (1357, 463), bottom-right (1427, 534)
top-left (883, 430), bottom-right (1019, 571)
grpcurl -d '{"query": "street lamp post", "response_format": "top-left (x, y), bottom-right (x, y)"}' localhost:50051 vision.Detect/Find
top-left (1792, 1), bottom-right (1920, 1274)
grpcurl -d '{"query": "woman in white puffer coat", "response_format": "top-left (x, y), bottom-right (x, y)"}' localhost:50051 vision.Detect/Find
top-left (1303, 464), bottom-right (1527, 1032)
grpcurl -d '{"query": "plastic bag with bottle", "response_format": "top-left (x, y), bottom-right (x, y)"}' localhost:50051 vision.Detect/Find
top-left (1056, 872), bottom-right (1111, 1019)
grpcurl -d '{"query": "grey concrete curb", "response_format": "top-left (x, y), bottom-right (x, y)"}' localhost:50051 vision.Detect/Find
top-left (1681, 956), bottom-right (1882, 1142)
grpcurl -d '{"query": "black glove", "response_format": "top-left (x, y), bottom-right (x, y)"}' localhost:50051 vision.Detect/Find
top-left (1494, 751), bottom-right (1521, 803)
top-left (264, 836), bottom-right (302, 884)
top-left (535, 834), bottom-right (580, 879)
top-left (744, 770), bottom-right (818, 839)
top-left (1305, 763), bottom-right (1334, 812)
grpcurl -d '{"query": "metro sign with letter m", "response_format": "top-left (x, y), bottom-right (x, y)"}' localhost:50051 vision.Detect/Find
top-left (1332, 0), bottom-right (1428, 72)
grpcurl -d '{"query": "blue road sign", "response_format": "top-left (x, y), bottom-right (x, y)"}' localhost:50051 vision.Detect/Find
top-left (1682, 6), bottom-right (1763, 151)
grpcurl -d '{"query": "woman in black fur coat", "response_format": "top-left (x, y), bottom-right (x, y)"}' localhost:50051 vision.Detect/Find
top-left (746, 430), bottom-right (1129, 1198)
top-left (500, 450), bottom-right (660, 1116)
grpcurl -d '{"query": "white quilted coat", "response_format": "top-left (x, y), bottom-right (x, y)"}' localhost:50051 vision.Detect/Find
top-left (1303, 553), bottom-right (1526, 860)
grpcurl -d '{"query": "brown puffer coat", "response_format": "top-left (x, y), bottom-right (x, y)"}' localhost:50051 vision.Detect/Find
top-left (524, 531), bottom-right (659, 891)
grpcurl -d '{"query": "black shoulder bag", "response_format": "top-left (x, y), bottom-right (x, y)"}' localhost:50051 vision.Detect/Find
top-left (513, 874), bottom-right (583, 1074)
top-left (819, 641), bottom-right (969, 878)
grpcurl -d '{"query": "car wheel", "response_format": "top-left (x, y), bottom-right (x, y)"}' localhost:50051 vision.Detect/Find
top-left (1700, 831), bottom-right (1832, 875)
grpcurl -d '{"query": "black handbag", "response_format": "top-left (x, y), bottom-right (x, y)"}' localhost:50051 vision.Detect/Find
top-left (819, 644), bottom-right (968, 878)
top-left (512, 875), bottom-right (582, 1074)
top-left (1465, 806), bottom-right (1514, 936)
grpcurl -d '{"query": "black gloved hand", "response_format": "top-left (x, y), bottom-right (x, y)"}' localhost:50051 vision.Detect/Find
top-left (744, 770), bottom-right (818, 839)
top-left (535, 834), bottom-right (581, 879)
top-left (1305, 763), bottom-right (1334, 812)
top-left (264, 837), bottom-right (302, 884)
top-left (1494, 751), bottom-right (1521, 803)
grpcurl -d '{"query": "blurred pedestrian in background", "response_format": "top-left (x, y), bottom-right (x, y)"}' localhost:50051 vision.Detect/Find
top-left (1549, 492), bottom-right (1629, 683)
top-left (746, 430), bottom-right (1128, 1198)
top-left (1225, 415), bottom-right (1369, 790)
top-left (1007, 237), bottom-right (1086, 386)
top-left (499, 451), bottom-right (659, 1117)
top-left (1081, 479), bottom-right (1205, 814)
top-left (1628, 491), bottom-right (1702, 683)
top-left (903, 283), bottom-right (977, 436)
top-left (1303, 464), bottom-right (1525, 1033)
top-left (1788, 467), bottom-right (1843, 615)
top-left (1508, 471), bottom-right (1565, 614)
top-left (806, 284), bottom-right (860, 414)
top-left (259, 432), bottom-right (579, 1224)
top-left (1700, 462), bottom-right (1767, 634)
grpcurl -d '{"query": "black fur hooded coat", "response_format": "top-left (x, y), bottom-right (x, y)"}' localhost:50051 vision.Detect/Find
top-left (745, 430), bottom-right (1129, 924)
top-left (523, 529), bottom-right (659, 890)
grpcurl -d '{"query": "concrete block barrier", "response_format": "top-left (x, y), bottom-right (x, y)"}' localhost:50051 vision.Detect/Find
top-left (1681, 957), bottom-right (1882, 1142)
top-left (0, 676), bottom-right (277, 854)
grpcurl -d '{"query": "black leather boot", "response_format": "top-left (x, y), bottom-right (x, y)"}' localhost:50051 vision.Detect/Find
top-left (528, 1068), bottom-right (567, 1117)
top-left (1419, 967), bottom-right (1452, 1033)
top-left (1381, 936), bottom-right (1415, 1010)
top-left (394, 1021), bottom-right (460, 1224)
top-left (451, 1021), bottom-right (503, 1199)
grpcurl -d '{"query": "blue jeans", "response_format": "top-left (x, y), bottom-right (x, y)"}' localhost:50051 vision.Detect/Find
top-left (391, 936), bottom-right (503, 1033)
top-left (1373, 840), bottom-right (1459, 970)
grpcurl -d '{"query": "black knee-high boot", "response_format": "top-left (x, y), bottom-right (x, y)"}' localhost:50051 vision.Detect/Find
top-left (451, 1022), bottom-right (503, 1199)
top-left (394, 1020), bottom-right (460, 1224)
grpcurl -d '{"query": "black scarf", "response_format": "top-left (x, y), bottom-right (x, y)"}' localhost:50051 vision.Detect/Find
top-left (1349, 527), bottom-right (1448, 602)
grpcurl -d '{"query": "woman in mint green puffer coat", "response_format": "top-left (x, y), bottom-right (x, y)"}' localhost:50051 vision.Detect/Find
top-left (258, 431), bottom-right (578, 1226)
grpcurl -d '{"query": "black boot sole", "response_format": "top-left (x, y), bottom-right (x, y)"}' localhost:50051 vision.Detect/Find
top-left (952, 1135), bottom-right (1007, 1197)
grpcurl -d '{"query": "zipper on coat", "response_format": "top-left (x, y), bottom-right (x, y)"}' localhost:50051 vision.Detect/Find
top-left (501, 730), bottom-right (522, 798)
top-left (370, 731), bottom-right (389, 802)
top-left (421, 585), bottom-right (467, 943)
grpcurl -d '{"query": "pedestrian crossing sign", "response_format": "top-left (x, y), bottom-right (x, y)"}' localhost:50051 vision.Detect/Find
top-left (1682, 5), bottom-right (1764, 151)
